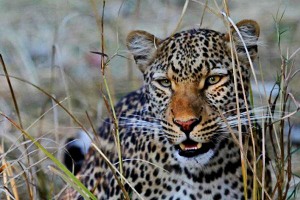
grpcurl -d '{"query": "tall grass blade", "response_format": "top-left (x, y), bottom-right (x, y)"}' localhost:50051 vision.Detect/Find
top-left (0, 113), bottom-right (97, 200)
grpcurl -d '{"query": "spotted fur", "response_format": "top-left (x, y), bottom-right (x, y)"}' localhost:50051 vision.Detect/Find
top-left (61, 20), bottom-right (271, 200)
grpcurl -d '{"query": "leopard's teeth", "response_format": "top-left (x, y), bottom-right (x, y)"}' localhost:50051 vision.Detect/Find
top-left (197, 143), bottom-right (202, 149)
top-left (179, 143), bottom-right (202, 151)
top-left (179, 143), bottom-right (186, 150)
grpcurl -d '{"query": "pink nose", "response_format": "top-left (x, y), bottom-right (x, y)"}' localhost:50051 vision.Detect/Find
top-left (173, 118), bottom-right (200, 133)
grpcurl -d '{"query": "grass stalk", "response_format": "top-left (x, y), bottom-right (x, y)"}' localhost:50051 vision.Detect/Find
top-left (91, 143), bottom-right (134, 200)
top-left (0, 54), bottom-right (33, 200)
top-left (1, 153), bottom-right (19, 200)
top-left (0, 74), bottom-right (91, 136)
top-left (222, 13), bottom-right (249, 199)
top-left (102, 75), bottom-right (124, 176)
top-left (0, 112), bottom-right (97, 200)
top-left (89, 0), bottom-right (127, 197)
top-left (171, 0), bottom-right (189, 35)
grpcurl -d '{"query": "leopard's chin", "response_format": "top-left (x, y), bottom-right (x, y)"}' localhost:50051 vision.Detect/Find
top-left (174, 139), bottom-right (215, 158)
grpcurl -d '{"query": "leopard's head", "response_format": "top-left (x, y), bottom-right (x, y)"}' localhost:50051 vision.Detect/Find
top-left (127, 20), bottom-right (260, 167)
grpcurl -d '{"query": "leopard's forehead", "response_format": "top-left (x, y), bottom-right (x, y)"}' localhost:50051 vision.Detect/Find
top-left (151, 29), bottom-right (231, 82)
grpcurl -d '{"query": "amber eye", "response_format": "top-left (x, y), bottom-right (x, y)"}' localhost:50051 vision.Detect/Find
top-left (206, 76), bottom-right (221, 85)
top-left (157, 79), bottom-right (171, 88)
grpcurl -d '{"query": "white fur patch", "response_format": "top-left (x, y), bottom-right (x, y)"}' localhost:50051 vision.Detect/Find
top-left (174, 149), bottom-right (215, 169)
top-left (128, 36), bottom-right (157, 66)
top-left (234, 25), bottom-right (261, 47)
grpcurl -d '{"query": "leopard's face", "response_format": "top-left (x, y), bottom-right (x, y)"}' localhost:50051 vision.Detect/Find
top-left (127, 20), bottom-right (259, 167)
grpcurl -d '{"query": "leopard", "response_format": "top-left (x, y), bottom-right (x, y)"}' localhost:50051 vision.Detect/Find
top-left (61, 19), bottom-right (272, 200)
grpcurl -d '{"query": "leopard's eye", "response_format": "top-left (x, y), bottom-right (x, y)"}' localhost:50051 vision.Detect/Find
top-left (157, 79), bottom-right (171, 88)
top-left (206, 76), bottom-right (221, 85)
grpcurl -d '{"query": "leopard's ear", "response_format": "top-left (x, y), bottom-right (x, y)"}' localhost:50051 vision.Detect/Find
top-left (224, 19), bottom-right (260, 62)
top-left (126, 30), bottom-right (162, 73)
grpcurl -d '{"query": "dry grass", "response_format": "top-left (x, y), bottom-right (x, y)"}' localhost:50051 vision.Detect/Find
top-left (0, 0), bottom-right (300, 199)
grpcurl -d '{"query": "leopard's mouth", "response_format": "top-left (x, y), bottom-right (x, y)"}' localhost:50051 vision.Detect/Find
top-left (175, 139), bottom-right (215, 158)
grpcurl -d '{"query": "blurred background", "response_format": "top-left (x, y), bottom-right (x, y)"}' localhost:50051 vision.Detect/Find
top-left (0, 0), bottom-right (299, 199)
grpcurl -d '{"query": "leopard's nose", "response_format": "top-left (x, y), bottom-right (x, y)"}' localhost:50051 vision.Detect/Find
top-left (173, 118), bottom-right (200, 134)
